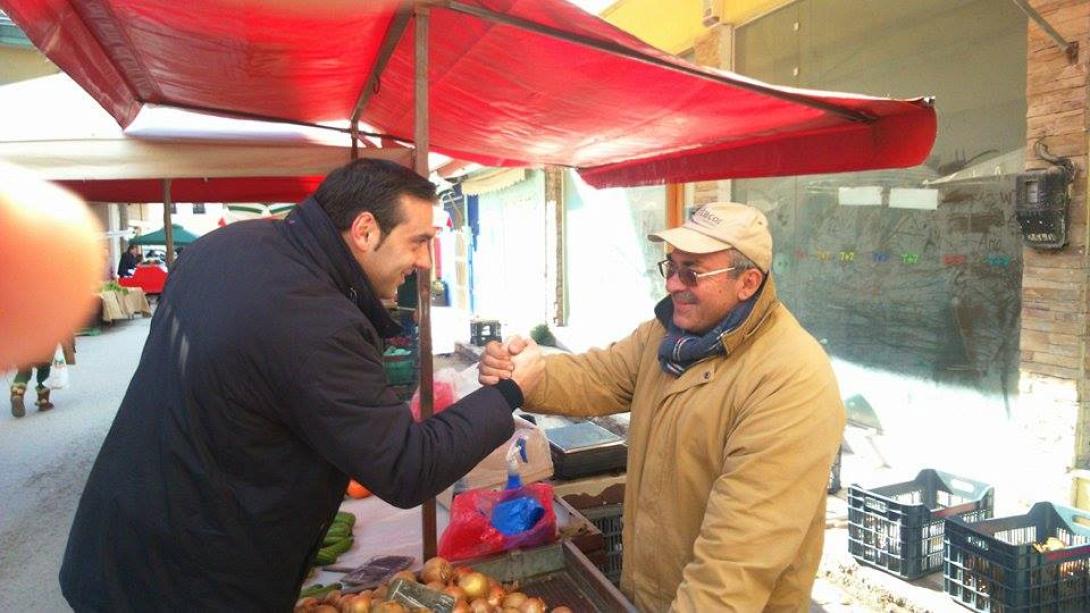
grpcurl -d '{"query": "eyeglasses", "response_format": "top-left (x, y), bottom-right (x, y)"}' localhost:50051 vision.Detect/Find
top-left (657, 259), bottom-right (736, 287)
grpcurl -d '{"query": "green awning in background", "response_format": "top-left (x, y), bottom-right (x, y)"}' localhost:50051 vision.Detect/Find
top-left (129, 224), bottom-right (200, 246)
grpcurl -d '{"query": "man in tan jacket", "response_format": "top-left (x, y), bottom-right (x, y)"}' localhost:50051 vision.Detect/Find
top-left (482, 202), bottom-right (845, 612)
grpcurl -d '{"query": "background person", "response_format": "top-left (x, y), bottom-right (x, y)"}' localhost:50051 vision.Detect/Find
top-left (10, 338), bottom-right (74, 417)
top-left (116, 243), bottom-right (141, 277)
top-left (482, 202), bottom-right (846, 612)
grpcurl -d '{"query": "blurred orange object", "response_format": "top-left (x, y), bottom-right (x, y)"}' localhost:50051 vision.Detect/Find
top-left (0, 163), bottom-right (103, 369)
top-left (346, 480), bottom-right (371, 499)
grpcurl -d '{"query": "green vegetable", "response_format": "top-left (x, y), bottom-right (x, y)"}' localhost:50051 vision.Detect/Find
top-left (530, 323), bottom-right (557, 347)
top-left (100, 281), bottom-right (131, 295)
top-left (325, 524), bottom-right (351, 539)
top-left (323, 533), bottom-right (351, 546)
top-left (299, 582), bottom-right (342, 599)
top-left (326, 537), bottom-right (354, 556)
top-left (314, 537), bottom-right (354, 566)
top-left (334, 511), bottom-right (356, 527)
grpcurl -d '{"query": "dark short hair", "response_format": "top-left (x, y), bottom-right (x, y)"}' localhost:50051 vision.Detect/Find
top-left (314, 159), bottom-right (437, 232)
top-left (727, 249), bottom-right (761, 278)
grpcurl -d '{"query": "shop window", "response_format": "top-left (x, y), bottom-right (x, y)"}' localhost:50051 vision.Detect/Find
top-left (732, 0), bottom-right (1026, 396)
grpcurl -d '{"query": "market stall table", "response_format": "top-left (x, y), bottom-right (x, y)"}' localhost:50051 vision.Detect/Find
top-left (99, 287), bottom-right (151, 322)
top-left (303, 494), bottom-right (622, 607)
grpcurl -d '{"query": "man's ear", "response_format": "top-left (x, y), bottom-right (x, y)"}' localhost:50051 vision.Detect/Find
top-left (737, 269), bottom-right (764, 301)
top-left (346, 211), bottom-right (381, 252)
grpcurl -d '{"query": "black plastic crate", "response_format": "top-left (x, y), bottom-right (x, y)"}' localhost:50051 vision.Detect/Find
top-left (945, 502), bottom-right (1090, 612)
top-left (848, 469), bottom-right (994, 580)
top-left (581, 504), bottom-right (623, 586)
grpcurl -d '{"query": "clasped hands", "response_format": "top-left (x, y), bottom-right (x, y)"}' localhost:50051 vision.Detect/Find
top-left (477, 335), bottom-right (544, 394)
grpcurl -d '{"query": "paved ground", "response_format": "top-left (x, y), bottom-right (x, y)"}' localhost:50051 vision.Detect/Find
top-left (0, 315), bottom-right (151, 612)
top-left (0, 314), bottom-right (981, 612)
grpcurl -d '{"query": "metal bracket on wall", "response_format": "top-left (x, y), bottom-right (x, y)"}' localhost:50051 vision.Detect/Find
top-left (1011, 0), bottom-right (1079, 63)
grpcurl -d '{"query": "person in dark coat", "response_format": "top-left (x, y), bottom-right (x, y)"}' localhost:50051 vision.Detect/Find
top-left (117, 243), bottom-right (141, 277)
top-left (60, 159), bottom-right (528, 611)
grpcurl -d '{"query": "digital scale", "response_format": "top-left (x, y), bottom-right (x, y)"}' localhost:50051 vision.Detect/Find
top-left (545, 421), bottom-right (627, 480)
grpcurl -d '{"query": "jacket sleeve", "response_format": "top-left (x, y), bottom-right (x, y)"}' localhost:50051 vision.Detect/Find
top-left (523, 321), bottom-right (655, 417)
top-left (286, 325), bottom-right (516, 508)
top-left (670, 346), bottom-right (845, 612)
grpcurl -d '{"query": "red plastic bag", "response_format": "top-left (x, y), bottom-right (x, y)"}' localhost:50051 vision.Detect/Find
top-left (410, 372), bottom-right (456, 422)
top-left (438, 482), bottom-right (557, 561)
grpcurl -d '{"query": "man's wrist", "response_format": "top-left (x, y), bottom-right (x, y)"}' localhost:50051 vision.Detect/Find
top-left (493, 378), bottom-right (524, 411)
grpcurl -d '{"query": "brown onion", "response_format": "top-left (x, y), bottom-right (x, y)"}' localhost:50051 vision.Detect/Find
top-left (421, 556), bottom-right (454, 585)
top-left (344, 595), bottom-right (372, 613)
top-left (487, 584), bottom-right (506, 607)
top-left (458, 572), bottom-right (490, 601)
top-left (502, 593), bottom-right (527, 608)
top-left (519, 598), bottom-right (546, 613)
top-left (443, 585), bottom-right (467, 602)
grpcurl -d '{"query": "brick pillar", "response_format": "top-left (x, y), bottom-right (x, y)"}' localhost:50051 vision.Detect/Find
top-left (691, 23), bottom-right (734, 207)
top-left (1022, 0), bottom-right (1090, 468)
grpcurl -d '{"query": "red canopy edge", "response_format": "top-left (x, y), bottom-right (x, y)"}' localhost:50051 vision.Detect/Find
top-left (1, 0), bottom-right (939, 187)
top-left (59, 177), bottom-right (325, 203)
top-left (3, 0), bottom-right (141, 126)
top-left (578, 100), bottom-right (938, 188)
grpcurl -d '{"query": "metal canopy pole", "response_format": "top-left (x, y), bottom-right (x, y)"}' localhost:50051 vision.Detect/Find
top-left (163, 179), bottom-right (175, 267)
top-left (1011, 0), bottom-right (1078, 62)
top-left (413, 2), bottom-right (438, 562)
top-left (351, 2), bottom-right (414, 126)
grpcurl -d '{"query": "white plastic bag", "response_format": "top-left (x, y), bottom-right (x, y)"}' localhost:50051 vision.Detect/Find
top-left (436, 365), bottom-right (554, 508)
top-left (44, 345), bottom-right (69, 390)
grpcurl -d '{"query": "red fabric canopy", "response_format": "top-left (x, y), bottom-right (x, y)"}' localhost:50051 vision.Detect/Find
top-left (2, 0), bottom-right (937, 188)
top-left (57, 177), bottom-right (325, 204)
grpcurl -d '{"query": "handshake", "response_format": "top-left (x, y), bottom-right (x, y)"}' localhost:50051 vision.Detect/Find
top-left (477, 335), bottom-right (545, 395)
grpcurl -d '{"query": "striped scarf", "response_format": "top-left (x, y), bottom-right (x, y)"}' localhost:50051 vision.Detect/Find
top-left (655, 295), bottom-right (756, 376)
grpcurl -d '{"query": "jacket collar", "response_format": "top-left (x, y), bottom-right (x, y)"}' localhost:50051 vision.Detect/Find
top-left (719, 275), bottom-right (778, 355)
top-left (282, 198), bottom-right (401, 338)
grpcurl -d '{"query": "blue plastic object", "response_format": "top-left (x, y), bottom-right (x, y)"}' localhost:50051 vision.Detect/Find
top-left (505, 437), bottom-right (529, 489)
top-left (490, 496), bottom-right (546, 536)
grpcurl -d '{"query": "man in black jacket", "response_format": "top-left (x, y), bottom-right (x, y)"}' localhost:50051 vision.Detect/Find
top-left (117, 243), bottom-right (141, 277)
top-left (60, 159), bottom-right (527, 611)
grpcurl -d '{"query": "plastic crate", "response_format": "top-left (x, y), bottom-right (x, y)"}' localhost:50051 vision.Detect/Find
top-left (581, 504), bottom-right (623, 585)
top-left (848, 469), bottom-right (994, 580)
top-left (945, 502), bottom-right (1090, 612)
top-left (384, 309), bottom-right (419, 393)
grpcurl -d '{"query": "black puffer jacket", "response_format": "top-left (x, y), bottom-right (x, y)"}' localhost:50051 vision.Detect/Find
top-left (60, 199), bottom-right (517, 612)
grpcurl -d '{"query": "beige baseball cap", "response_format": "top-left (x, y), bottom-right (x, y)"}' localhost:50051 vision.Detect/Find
top-left (649, 202), bottom-right (773, 272)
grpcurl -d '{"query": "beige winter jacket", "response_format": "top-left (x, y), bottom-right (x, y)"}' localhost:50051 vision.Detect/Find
top-left (524, 278), bottom-right (845, 612)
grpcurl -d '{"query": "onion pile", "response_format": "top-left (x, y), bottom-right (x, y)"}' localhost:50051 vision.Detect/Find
top-left (294, 556), bottom-right (574, 613)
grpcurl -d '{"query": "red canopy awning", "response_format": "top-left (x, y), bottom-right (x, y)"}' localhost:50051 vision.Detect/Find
top-left (57, 177), bottom-right (325, 204)
top-left (1, 0), bottom-right (937, 187)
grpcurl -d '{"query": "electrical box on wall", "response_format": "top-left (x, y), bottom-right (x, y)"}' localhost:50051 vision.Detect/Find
top-left (1014, 167), bottom-right (1071, 250)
